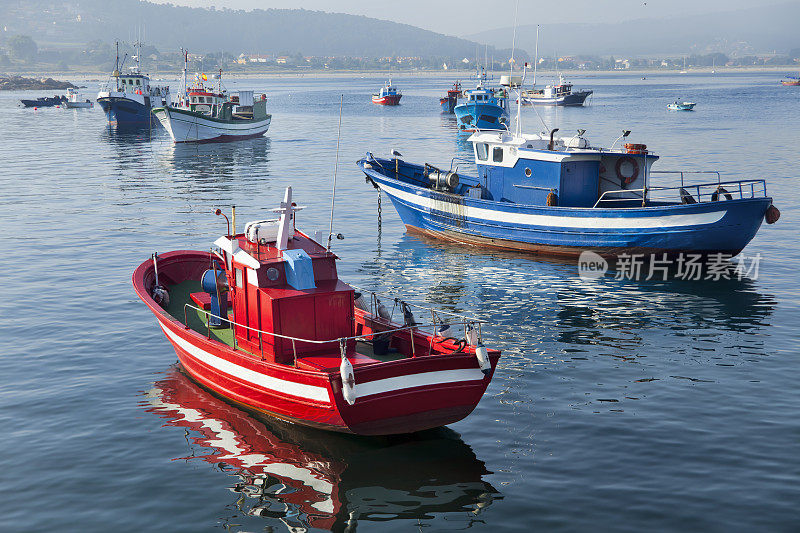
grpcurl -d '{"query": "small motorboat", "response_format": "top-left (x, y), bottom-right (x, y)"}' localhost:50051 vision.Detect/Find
top-left (64, 88), bottom-right (93, 108)
top-left (440, 81), bottom-right (462, 113)
top-left (667, 100), bottom-right (696, 111)
top-left (19, 95), bottom-right (66, 108)
top-left (518, 74), bottom-right (593, 107)
top-left (133, 187), bottom-right (500, 435)
top-left (372, 80), bottom-right (402, 105)
top-left (780, 73), bottom-right (800, 86)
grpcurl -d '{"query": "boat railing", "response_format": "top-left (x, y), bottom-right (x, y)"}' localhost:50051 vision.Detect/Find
top-left (182, 299), bottom-right (486, 364)
top-left (593, 178), bottom-right (767, 208)
top-left (649, 170), bottom-right (723, 187)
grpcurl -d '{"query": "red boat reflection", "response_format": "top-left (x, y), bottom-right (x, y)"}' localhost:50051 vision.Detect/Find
top-left (144, 368), bottom-right (500, 530)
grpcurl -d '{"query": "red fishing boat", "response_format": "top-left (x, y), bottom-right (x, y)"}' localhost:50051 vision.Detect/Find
top-left (440, 80), bottom-right (462, 113)
top-left (133, 187), bottom-right (500, 435)
top-left (371, 80), bottom-right (402, 105)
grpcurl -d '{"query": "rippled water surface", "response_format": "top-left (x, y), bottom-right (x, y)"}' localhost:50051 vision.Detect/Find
top-left (1, 72), bottom-right (798, 531)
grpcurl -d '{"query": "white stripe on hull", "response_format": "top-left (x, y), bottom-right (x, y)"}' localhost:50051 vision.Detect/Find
top-left (354, 368), bottom-right (485, 398)
top-left (160, 322), bottom-right (331, 403)
top-left (159, 320), bottom-right (485, 404)
top-left (377, 180), bottom-right (726, 229)
top-left (155, 108), bottom-right (271, 142)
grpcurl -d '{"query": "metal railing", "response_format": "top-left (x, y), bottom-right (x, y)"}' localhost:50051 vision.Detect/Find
top-left (182, 297), bottom-right (484, 365)
top-left (593, 177), bottom-right (767, 208)
top-left (649, 170), bottom-right (723, 187)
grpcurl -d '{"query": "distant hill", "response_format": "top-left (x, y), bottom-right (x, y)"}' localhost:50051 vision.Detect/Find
top-left (466, 2), bottom-right (800, 57)
top-left (0, 0), bottom-right (516, 60)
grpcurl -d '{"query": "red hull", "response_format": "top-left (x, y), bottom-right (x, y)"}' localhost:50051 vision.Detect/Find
top-left (372, 94), bottom-right (402, 105)
top-left (781, 80), bottom-right (800, 86)
top-left (133, 250), bottom-right (499, 435)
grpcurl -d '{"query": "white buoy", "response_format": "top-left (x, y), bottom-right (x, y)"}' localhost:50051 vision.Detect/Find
top-left (340, 355), bottom-right (356, 405)
top-left (475, 343), bottom-right (491, 375)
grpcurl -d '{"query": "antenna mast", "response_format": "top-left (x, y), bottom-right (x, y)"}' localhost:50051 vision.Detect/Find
top-left (533, 25), bottom-right (539, 87)
top-left (327, 95), bottom-right (344, 252)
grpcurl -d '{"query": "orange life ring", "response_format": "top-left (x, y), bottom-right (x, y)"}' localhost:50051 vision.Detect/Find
top-left (615, 156), bottom-right (639, 186)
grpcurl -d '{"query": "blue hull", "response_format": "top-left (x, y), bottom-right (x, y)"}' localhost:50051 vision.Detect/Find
top-left (454, 102), bottom-right (509, 131)
top-left (98, 97), bottom-right (156, 127)
top-left (359, 161), bottom-right (771, 258)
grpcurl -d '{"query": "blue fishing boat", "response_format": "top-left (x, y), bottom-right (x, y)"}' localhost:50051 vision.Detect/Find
top-left (96, 41), bottom-right (171, 127)
top-left (357, 125), bottom-right (780, 258)
top-left (453, 70), bottom-right (509, 132)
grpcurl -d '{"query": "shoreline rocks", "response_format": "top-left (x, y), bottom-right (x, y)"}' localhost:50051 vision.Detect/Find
top-left (0, 75), bottom-right (77, 90)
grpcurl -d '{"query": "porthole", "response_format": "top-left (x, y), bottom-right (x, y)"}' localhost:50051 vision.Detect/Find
top-left (525, 167), bottom-right (532, 177)
top-left (266, 267), bottom-right (279, 281)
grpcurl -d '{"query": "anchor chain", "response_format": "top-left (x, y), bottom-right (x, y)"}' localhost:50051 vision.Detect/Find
top-left (377, 189), bottom-right (382, 235)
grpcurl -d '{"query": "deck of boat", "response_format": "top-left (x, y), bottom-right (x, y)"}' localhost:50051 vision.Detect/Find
top-left (163, 280), bottom-right (405, 364)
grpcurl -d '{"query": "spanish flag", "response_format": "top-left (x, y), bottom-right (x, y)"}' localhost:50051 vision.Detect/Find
top-left (202, 73), bottom-right (207, 81)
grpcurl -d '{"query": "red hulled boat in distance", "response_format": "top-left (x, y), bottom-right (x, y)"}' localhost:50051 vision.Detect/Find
top-left (133, 187), bottom-right (500, 435)
top-left (372, 80), bottom-right (402, 105)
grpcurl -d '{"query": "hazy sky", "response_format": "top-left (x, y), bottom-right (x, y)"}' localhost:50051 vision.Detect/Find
top-left (149, 0), bottom-right (791, 36)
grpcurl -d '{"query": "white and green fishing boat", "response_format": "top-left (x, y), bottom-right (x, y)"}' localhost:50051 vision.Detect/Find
top-left (152, 52), bottom-right (271, 143)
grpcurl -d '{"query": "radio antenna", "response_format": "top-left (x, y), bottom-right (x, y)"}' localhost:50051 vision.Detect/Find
top-left (327, 94), bottom-right (344, 252)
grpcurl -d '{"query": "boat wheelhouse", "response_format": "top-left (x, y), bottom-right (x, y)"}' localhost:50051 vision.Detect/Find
top-left (358, 128), bottom-right (779, 258)
top-left (133, 187), bottom-right (500, 435)
top-left (64, 88), bottom-right (93, 109)
top-left (372, 80), bottom-right (402, 105)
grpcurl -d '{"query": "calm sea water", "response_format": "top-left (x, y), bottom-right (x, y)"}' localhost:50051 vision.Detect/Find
top-left (1, 71), bottom-right (798, 532)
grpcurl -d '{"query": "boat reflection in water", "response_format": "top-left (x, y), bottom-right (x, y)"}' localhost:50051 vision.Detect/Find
top-left (145, 369), bottom-right (500, 531)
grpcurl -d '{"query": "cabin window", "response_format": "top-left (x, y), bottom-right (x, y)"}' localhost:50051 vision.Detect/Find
top-left (493, 147), bottom-right (503, 163)
top-left (476, 143), bottom-right (489, 161)
top-left (235, 268), bottom-right (243, 288)
top-left (136, 79), bottom-right (140, 86)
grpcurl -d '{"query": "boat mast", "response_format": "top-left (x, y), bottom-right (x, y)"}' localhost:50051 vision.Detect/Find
top-left (533, 25), bottom-right (539, 88)
top-left (181, 48), bottom-right (188, 103)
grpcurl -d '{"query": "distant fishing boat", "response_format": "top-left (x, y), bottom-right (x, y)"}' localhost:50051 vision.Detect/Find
top-left (440, 80), bottom-right (462, 113)
top-left (19, 95), bottom-right (66, 108)
top-left (97, 41), bottom-right (170, 126)
top-left (133, 187), bottom-right (500, 435)
top-left (152, 51), bottom-right (271, 143)
top-left (780, 73), bottom-right (800, 86)
top-left (518, 74), bottom-right (592, 106)
top-left (454, 69), bottom-right (509, 132)
top-left (357, 63), bottom-right (780, 259)
top-left (63, 88), bottom-right (93, 108)
top-left (372, 80), bottom-right (402, 105)
top-left (667, 101), bottom-right (696, 111)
